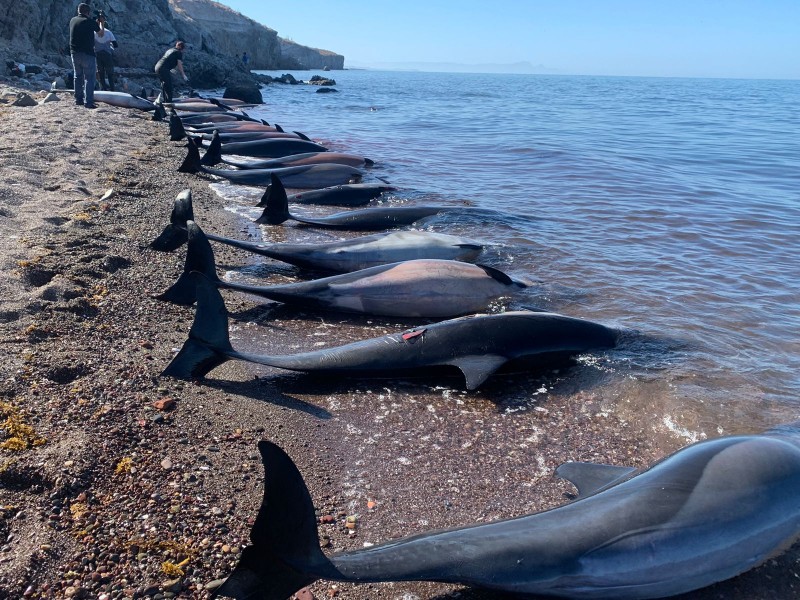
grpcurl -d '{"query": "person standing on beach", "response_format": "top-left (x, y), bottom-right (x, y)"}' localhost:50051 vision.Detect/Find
top-left (68, 3), bottom-right (103, 108)
top-left (154, 41), bottom-right (188, 103)
top-left (94, 13), bottom-right (118, 91)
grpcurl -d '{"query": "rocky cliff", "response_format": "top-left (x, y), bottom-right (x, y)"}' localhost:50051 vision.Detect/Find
top-left (1, 0), bottom-right (344, 89)
top-left (280, 40), bottom-right (344, 71)
top-left (170, 0), bottom-right (284, 69)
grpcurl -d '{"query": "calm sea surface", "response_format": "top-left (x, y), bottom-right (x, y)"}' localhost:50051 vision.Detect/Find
top-left (213, 70), bottom-right (800, 440)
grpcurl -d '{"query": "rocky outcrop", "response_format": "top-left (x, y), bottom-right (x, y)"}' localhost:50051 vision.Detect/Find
top-left (1, 0), bottom-right (343, 93)
top-left (280, 39), bottom-right (344, 71)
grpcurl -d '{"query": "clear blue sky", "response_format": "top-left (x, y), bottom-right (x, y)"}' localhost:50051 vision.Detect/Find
top-left (221, 0), bottom-right (799, 79)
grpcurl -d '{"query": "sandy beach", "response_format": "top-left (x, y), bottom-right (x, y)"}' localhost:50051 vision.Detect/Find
top-left (1, 82), bottom-right (798, 600)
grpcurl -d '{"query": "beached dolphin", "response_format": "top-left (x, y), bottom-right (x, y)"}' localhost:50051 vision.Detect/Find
top-left (185, 121), bottom-right (279, 133)
top-left (204, 163), bottom-right (363, 189)
top-left (51, 88), bottom-right (166, 118)
top-left (162, 275), bottom-right (616, 387)
top-left (157, 221), bottom-right (527, 317)
top-left (224, 152), bottom-right (374, 170)
top-left (192, 130), bottom-right (308, 142)
top-left (178, 142), bottom-right (363, 188)
top-left (91, 91), bottom-right (159, 111)
top-left (170, 114), bottom-right (279, 141)
top-left (169, 100), bottom-right (227, 112)
top-left (214, 426), bottom-right (800, 599)
top-left (256, 182), bottom-right (393, 207)
top-left (177, 111), bottom-right (259, 124)
top-left (201, 131), bottom-right (328, 163)
top-left (149, 190), bottom-right (484, 271)
top-left (257, 174), bottom-right (491, 231)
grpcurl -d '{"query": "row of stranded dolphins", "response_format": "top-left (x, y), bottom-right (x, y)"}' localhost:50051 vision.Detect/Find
top-left (125, 94), bottom-right (799, 599)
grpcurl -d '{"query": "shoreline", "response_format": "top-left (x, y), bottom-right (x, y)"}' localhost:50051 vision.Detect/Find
top-left (1, 82), bottom-right (798, 599)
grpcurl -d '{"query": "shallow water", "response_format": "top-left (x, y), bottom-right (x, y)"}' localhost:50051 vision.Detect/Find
top-left (208, 70), bottom-right (800, 442)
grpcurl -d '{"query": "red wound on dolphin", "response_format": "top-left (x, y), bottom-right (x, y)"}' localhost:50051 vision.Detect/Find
top-left (402, 329), bottom-right (426, 342)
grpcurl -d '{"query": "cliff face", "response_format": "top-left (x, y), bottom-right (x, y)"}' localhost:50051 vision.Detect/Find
top-left (280, 40), bottom-right (344, 71)
top-left (0, 0), bottom-right (177, 68)
top-left (0, 0), bottom-right (343, 76)
top-left (170, 0), bottom-right (283, 69)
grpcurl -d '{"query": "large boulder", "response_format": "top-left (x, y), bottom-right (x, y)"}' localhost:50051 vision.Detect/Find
top-left (223, 81), bottom-right (262, 104)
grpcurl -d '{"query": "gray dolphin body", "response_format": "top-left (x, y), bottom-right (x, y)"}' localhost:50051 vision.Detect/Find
top-left (224, 152), bottom-right (374, 170)
top-left (199, 163), bottom-right (363, 189)
top-left (202, 131), bottom-right (328, 161)
top-left (158, 221), bottom-right (527, 317)
top-left (257, 182), bottom-right (394, 207)
top-left (215, 426), bottom-right (800, 600)
top-left (178, 111), bottom-right (258, 124)
top-left (162, 276), bottom-right (616, 387)
top-left (192, 130), bottom-right (305, 142)
top-left (149, 190), bottom-right (484, 272)
top-left (92, 91), bottom-right (158, 111)
top-left (258, 174), bottom-right (489, 231)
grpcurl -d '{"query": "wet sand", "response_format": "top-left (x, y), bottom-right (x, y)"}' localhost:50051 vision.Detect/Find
top-left (0, 83), bottom-right (797, 599)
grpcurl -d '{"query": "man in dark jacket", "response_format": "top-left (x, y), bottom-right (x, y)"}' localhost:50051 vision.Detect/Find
top-left (68, 3), bottom-right (102, 108)
top-left (154, 41), bottom-right (189, 103)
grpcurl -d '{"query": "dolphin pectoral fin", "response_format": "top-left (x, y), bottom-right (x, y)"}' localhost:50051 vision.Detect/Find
top-left (477, 264), bottom-right (516, 286)
top-left (555, 462), bottom-right (638, 499)
top-left (448, 355), bottom-right (508, 390)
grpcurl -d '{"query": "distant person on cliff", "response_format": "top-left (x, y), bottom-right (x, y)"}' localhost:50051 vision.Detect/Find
top-left (154, 41), bottom-right (188, 103)
top-left (68, 3), bottom-right (103, 108)
top-left (94, 13), bottom-right (118, 91)
top-left (242, 51), bottom-right (249, 67)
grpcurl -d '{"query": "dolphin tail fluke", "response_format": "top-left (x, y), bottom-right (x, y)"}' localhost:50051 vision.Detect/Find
top-left (156, 221), bottom-right (220, 305)
top-left (255, 174), bottom-right (291, 225)
top-left (152, 102), bottom-right (166, 121)
top-left (177, 139), bottom-right (202, 173)
top-left (214, 441), bottom-right (336, 600)
top-left (162, 274), bottom-right (233, 379)
top-left (199, 130), bottom-right (222, 166)
top-left (169, 113), bottom-right (186, 141)
top-left (150, 190), bottom-right (194, 251)
top-left (256, 184), bottom-right (272, 208)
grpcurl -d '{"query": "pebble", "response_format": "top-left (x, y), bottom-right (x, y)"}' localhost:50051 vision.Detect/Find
top-left (161, 457), bottom-right (173, 470)
top-left (204, 578), bottom-right (226, 591)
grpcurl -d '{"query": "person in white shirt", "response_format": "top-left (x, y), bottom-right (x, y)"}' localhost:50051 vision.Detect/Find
top-left (94, 13), bottom-right (118, 91)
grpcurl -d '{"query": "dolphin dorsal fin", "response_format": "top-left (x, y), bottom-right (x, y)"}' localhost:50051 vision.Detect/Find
top-left (555, 462), bottom-right (638, 499)
top-left (448, 355), bottom-right (507, 390)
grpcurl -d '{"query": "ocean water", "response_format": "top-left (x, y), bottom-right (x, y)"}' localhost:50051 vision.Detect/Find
top-left (214, 70), bottom-right (800, 440)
